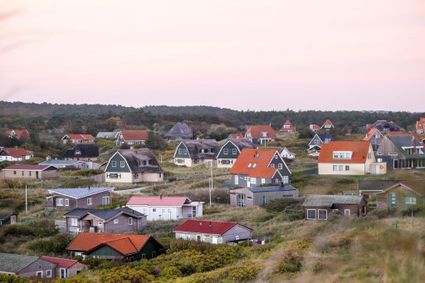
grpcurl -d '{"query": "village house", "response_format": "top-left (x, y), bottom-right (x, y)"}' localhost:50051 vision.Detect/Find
top-left (321, 119), bottom-right (334, 130)
top-left (376, 133), bottom-right (425, 169)
top-left (62, 207), bottom-right (146, 233)
top-left (126, 195), bottom-right (203, 221)
top-left (0, 212), bottom-right (17, 226)
top-left (173, 139), bottom-right (220, 167)
top-left (230, 185), bottom-right (299, 207)
top-left (61, 134), bottom-right (95, 144)
top-left (364, 127), bottom-right (384, 151)
top-left (244, 125), bottom-right (276, 145)
top-left (307, 132), bottom-right (332, 156)
top-left (165, 122), bottom-right (193, 140)
top-left (416, 117), bottom-right (425, 134)
top-left (318, 141), bottom-right (387, 175)
top-left (216, 139), bottom-right (255, 168)
top-left (40, 256), bottom-right (88, 279)
top-left (64, 143), bottom-right (99, 161)
top-left (229, 148), bottom-right (291, 187)
top-left (0, 147), bottom-right (33, 162)
top-left (105, 149), bottom-right (163, 183)
top-left (279, 120), bottom-right (296, 133)
top-left (174, 219), bottom-right (252, 244)
top-left (96, 131), bottom-right (119, 140)
top-left (47, 187), bottom-right (113, 210)
top-left (67, 233), bottom-right (164, 260)
top-left (280, 147), bottom-right (295, 160)
top-left (303, 195), bottom-right (367, 220)
top-left (116, 129), bottom-right (148, 146)
top-left (367, 120), bottom-right (401, 133)
top-left (358, 180), bottom-right (424, 210)
top-left (2, 164), bottom-right (58, 180)
top-left (39, 159), bottom-right (101, 170)
top-left (4, 128), bottom-right (30, 141)
top-left (309, 124), bottom-right (321, 132)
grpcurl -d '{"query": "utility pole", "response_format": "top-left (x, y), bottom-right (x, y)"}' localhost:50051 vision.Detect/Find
top-left (209, 161), bottom-right (214, 207)
top-left (25, 184), bottom-right (28, 215)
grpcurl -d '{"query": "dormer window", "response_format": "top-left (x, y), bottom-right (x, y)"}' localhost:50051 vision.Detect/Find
top-left (75, 150), bottom-right (81, 155)
top-left (261, 132), bottom-right (268, 138)
top-left (333, 151), bottom-right (352, 160)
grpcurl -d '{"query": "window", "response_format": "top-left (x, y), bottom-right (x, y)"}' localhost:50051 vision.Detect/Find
top-left (36, 271), bottom-right (43, 278)
top-left (270, 164), bottom-right (275, 168)
top-left (178, 149), bottom-right (182, 155)
top-left (111, 161), bottom-right (117, 167)
top-left (71, 218), bottom-right (78, 226)
top-left (333, 165), bottom-right (338, 171)
top-left (87, 198), bottom-right (93, 205)
top-left (192, 206), bottom-right (197, 217)
top-left (153, 208), bottom-right (156, 212)
top-left (223, 148), bottom-right (229, 155)
top-left (13, 170), bottom-right (17, 175)
top-left (114, 219), bottom-right (119, 224)
top-left (102, 196), bottom-right (111, 205)
top-left (232, 148), bottom-right (237, 155)
top-left (120, 161), bottom-right (125, 168)
top-left (29, 171), bottom-right (32, 176)
top-left (283, 176), bottom-right (289, 184)
top-left (261, 178), bottom-right (266, 184)
top-left (56, 198), bottom-right (64, 206)
top-left (278, 163), bottom-right (283, 170)
top-left (318, 209), bottom-right (327, 220)
top-left (344, 209), bottom-right (351, 216)
top-left (46, 270), bottom-right (52, 278)
top-left (60, 268), bottom-right (67, 279)
top-left (306, 209), bottom-right (316, 220)
top-left (345, 165), bottom-right (350, 171)
top-left (64, 199), bottom-right (69, 206)
top-left (390, 192), bottom-right (397, 206)
top-left (21, 171), bottom-right (24, 176)
top-left (405, 197), bottom-right (417, 205)
top-left (128, 217), bottom-right (133, 225)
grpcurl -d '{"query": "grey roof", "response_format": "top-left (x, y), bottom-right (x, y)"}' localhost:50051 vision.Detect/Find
top-left (96, 132), bottom-right (118, 139)
top-left (180, 139), bottom-right (220, 160)
top-left (0, 253), bottom-right (39, 273)
top-left (358, 180), bottom-right (401, 191)
top-left (318, 132), bottom-right (332, 141)
top-left (118, 149), bottom-right (163, 174)
top-left (64, 143), bottom-right (99, 159)
top-left (249, 185), bottom-right (297, 193)
top-left (228, 138), bottom-right (255, 150)
top-left (39, 159), bottom-right (79, 166)
top-left (387, 134), bottom-right (424, 158)
top-left (64, 207), bottom-right (144, 220)
top-left (303, 195), bottom-right (363, 207)
top-left (372, 120), bottom-right (401, 132)
top-left (166, 122), bottom-right (193, 139)
top-left (48, 187), bottom-right (113, 199)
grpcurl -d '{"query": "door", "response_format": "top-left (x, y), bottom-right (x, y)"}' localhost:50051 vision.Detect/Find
top-left (36, 171), bottom-right (39, 179)
top-left (234, 175), bottom-right (238, 185)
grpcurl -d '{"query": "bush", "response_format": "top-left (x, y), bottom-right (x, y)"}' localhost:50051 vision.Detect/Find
top-left (0, 274), bottom-right (28, 283)
top-left (264, 198), bottom-right (302, 213)
top-left (27, 233), bottom-right (73, 255)
top-left (278, 250), bottom-right (303, 274)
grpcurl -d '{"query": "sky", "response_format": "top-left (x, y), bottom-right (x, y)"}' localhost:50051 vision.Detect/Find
top-left (1, 0), bottom-right (424, 111)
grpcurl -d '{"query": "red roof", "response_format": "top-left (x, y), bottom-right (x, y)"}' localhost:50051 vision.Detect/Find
top-left (67, 233), bottom-right (151, 256)
top-left (318, 141), bottom-right (372, 164)
top-left (228, 133), bottom-right (244, 140)
top-left (364, 127), bottom-right (380, 140)
top-left (417, 117), bottom-right (425, 129)
top-left (321, 119), bottom-right (334, 128)
top-left (3, 164), bottom-right (52, 171)
top-left (67, 134), bottom-right (95, 140)
top-left (121, 130), bottom-right (148, 141)
top-left (280, 120), bottom-right (295, 132)
top-left (5, 128), bottom-right (30, 140)
top-left (174, 219), bottom-right (250, 235)
top-left (127, 196), bottom-right (189, 206)
top-left (245, 125), bottom-right (276, 139)
top-left (41, 256), bottom-right (80, 268)
top-left (230, 148), bottom-right (279, 178)
top-left (1, 148), bottom-right (31, 158)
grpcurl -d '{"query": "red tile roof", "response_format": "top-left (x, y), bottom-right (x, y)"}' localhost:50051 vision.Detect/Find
top-left (174, 219), bottom-right (251, 235)
top-left (318, 141), bottom-right (372, 164)
top-left (5, 128), bottom-right (30, 140)
top-left (230, 148), bottom-right (279, 178)
top-left (127, 196), bottom-right (189, 206)
top-left (67, 134), bottom-right (95, 141)
top-left (67, 233), bottom-right (151, 256)
top-left (245, 125), bottom-right (276, 139)
top-left (321, 119), bottom-right (334, 128)
top-left (280, 120), bottom-right (295, 132)
top-left (1, 148), bottom-right (31, 158)
top-left (364, 127), bottom-right (380, 140)
top-left (40, 256), bottom-right (80, 268)
top-left (3, 164), bottom-right (52, 171)
top-left (228, 133), bottom-right (244, 140)
top-left (121, 130), bottom-right (148, 141)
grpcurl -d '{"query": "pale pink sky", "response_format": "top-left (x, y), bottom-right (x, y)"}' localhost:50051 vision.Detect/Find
top-left (1, 0), bottom-right (425, 111)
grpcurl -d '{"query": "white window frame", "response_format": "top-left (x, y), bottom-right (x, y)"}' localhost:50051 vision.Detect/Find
top-left (111, 161), bottom-right (117, 167)
top-left (64, 198), bottom-right (69, 207)
top-left (36, 271), bottom-right (43, 278)
top-left (87, 198), bottom-right (93, 205)
top-left (56, 198), bottom-right (64, 206)
top-left (405, 197), bottom-right (417, 205)
top-left (306, 209), bottom-right (316, 220)
top-left (128, 217), bottom-right (133, 225)
top-left (46, 269), bottom-right (52, 278)
top-left (120, 161), bottom-right (125, 168)
top-left (102, 196), bottom-right (111, 205)
top-left (278, 163), bottom-right (283, 170)
top-left (114, 219), bottom-right (119, 224)
top-left (223, 148), bottom-right (229, 155)
top-left (344, 209), bottom-right (351, 216)
top-left (71, 218), bottom-right (78, 226)
top-left (60, 268), bottom-right (67, 279)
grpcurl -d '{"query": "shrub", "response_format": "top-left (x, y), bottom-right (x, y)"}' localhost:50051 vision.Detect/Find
top-left (0, 274), bottom-right (28, 283)
top-left (27, 233), bottom-right (73, 255)
top-left (278, 250), bottom-right (303, 274)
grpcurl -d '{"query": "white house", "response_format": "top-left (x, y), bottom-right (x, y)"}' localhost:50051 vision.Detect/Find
top-left (126, 195), bottom-right (203, 221)
top-left (173, 219), bottom-right (252, 244)
top-left (0, 148), bottom-right (33, 162)
top-left (280, 147), bottom-right (295, 160)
